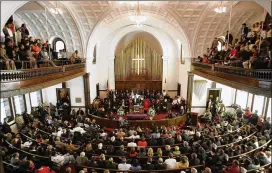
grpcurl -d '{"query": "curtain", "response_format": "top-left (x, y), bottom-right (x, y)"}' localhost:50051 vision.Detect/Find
top-left (193, 80), bottom-right (207, 100)
top-left (115, 38), bottom-right (162, 80)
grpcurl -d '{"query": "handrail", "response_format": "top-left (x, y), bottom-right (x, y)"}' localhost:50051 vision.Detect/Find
top-left (5, 140), bottom-right (50, 159)
top-left (217, 131), bottom-right (256, 149)
top-left (192, 62), bottom-right (272, 81)
top-left (20, 132), bottom-right (55, 148)
top-left (247, 162), bottom-right (272, 173)
top-left (203, 124), bottom-right (245, 139)
top-left (0, 63), bottom-right (85, 82)
top-left (229, 139), bottom-right (272, 159)
top-left (76, 164), bottom-right (204, 172)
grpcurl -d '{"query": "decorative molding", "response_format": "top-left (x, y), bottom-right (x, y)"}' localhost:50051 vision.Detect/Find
top-left (1, 71), bottom-right (85, 98)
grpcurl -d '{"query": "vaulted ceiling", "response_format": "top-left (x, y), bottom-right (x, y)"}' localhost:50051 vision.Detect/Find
top-left (12, 1), bottom-right (267, 56)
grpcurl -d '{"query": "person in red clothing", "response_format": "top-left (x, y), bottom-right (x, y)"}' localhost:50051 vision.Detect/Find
top-left (137, 136), bottom-right (148, 147)
top-left (222, 160), bottom-right (241, 173)
top-left (35, 165), bottom-right (56, 173)
top-left (129, 147), bottom-right (138, 158)
top-left (31, 41), bottom-right (41, 59)
top-left (244, 107), bottom-right (252, 119)
top-left (202, 54), bottom-right (209, 63)
top-left (229, 46), bottom-right (239, 60)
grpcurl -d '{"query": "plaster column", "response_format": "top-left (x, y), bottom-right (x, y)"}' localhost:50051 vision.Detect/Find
top-left (86, 56), bottom-right (97, 102)
top-left (162, 56), bottom-right (169, 91)
top-left (186, 72), bottom-right (194, 112)
top-left (83, 73), bottom-right (90, 108)
top-left (107, 56), bottom-right (115, 90)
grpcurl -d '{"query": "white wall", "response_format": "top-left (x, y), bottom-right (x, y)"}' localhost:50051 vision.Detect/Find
top-left (178, 59), bottom-right (191, 99)
top-left (42, 83), bottom-right (62, 105)
top-left (66, 76), bottom-right (85, 107)
top-left (192, 75), bottom-right (213, 107)
top-left (24, 93), bottom-right (31, 114)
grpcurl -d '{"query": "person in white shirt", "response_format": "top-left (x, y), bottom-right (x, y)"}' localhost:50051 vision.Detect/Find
top-left (164, 153), bottom-right (177, 169)
top-left (127, 139), bottom-right (137, 147)
top-left (118, 158), bottom-right (131, 171)
top-left (127, 132), bottom-right (140, 140)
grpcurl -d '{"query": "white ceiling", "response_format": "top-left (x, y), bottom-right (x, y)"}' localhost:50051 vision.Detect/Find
top-left (13, 1), bottom-right (266, 56)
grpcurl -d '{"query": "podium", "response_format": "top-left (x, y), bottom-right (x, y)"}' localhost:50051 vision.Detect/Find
top-left (191, 112), bottom-right (198, 126)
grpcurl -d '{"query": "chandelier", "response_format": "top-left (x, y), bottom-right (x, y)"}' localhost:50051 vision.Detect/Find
top-left (128, 1), bottom-right (147, 28)
top-left (214, 1), bottom-right (226, 13)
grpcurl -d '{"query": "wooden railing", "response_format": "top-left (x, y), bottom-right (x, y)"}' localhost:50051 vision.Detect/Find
top-left (0, 63), bottom-right (85, 82)
top-left (192, 61), bottom-right (272, 81)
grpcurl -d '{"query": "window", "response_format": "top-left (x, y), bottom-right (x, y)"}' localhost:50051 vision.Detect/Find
top-left (266, 98), bottom-right (271, 119)
top-left (52, 38), bottom-right (66, 53)
top-left (235, 90), bottom-right (248, 109)
top-left (30, 90), bottom-right (42, 107)
top-left (253, 95), bottom-right (265, 115)
top-left (13, 95), bottom-right (26, 115)
top-left (1, 98), bottom-right (13, 123)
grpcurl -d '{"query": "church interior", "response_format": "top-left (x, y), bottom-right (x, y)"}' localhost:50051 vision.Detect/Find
top-left (0, 1), bottom-right (272, 173)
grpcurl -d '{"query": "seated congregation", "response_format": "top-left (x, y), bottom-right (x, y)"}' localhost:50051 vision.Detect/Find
top-left (197, 21), bottom-right (272, 69)
top-left (1, 98), bottom-right (271, 173)
top-left (1, 19), bottom-right (84, 70)
top-left (89, 90), bottom-right (186, 121)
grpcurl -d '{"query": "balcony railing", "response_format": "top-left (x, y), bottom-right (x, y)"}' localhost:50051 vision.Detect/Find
top-left (192, 62), bottom-right (272, 81)
top-left (0, 63), bottom-right (85, 82)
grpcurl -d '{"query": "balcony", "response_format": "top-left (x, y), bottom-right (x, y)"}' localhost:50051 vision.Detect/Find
top-left (191, 62), bottom-right (271, 97)
top-left (1, 63), bottom-right (86, 98)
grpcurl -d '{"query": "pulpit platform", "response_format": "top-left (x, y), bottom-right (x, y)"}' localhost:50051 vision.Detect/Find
top-left (126, 113), bottom-right (148, 120)
top-left (88, 114), bottom-right (187, 129)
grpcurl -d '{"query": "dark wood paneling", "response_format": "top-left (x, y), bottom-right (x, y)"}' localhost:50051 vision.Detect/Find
top-left (89, 114), bottom-right (187, 129)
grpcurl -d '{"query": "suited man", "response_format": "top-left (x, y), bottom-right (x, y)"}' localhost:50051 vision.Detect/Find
top-left (241, 23), bottom-right (249, 41)
top-left (225, 31), bottom-right (233, 45)
top-left (116, 145), bottom-right (128, 156)
top-left (143, 158), bottom-right (155, 170)
top-left (154, 158), bottom-right (167, 170)
top-left (148, 136), bottom-right (159, 146)
top-left (166, 134), bottom-right (175, 145)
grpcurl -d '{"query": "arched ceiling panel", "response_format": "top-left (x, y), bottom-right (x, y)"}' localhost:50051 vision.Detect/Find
top-left (10, 1), bottom-right (268, 58)
top-left (13, 1), bottom-right (83, 53)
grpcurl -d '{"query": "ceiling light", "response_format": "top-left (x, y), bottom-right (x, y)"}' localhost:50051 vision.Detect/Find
top-left (214, 1), bottom-right (227, 13)
top-left (128, 1), bottom-right (147, 28)
top-left (49, 8), bottom-right (63, 15)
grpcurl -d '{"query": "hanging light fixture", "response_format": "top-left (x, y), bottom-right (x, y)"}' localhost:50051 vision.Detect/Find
top-left (128, 1), bottom-right (147, 28)
top-left (214, 1), bottom-right (226, 13)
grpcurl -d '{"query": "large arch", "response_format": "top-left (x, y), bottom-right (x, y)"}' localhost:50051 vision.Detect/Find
top-left (86, 14), bottom-right (191, 101)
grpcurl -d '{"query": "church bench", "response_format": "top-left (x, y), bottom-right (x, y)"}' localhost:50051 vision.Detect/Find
top-left (88, 114), bottom-right (187, 129)
top-left (247, 163), bottom-right (272, 173)
top-left (76, 164), bottom-right (204, 173)
top-left (229, 139), bottom-right (272, 160)
top-left (216, 131), bottom-right (256, 149)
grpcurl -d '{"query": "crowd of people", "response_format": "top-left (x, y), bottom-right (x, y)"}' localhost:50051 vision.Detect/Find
top-left (197, 21), bottom-right (272, 69)
top-left (90, 90), bottom-right (186, 121)
top-left (1, 98), bottom-right (271, 173)
top-left (1, 18), bottom-right (83, 70)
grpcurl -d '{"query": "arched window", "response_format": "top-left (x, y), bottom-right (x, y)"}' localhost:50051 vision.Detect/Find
top-left (52, 37), bottom-right (66, 53)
